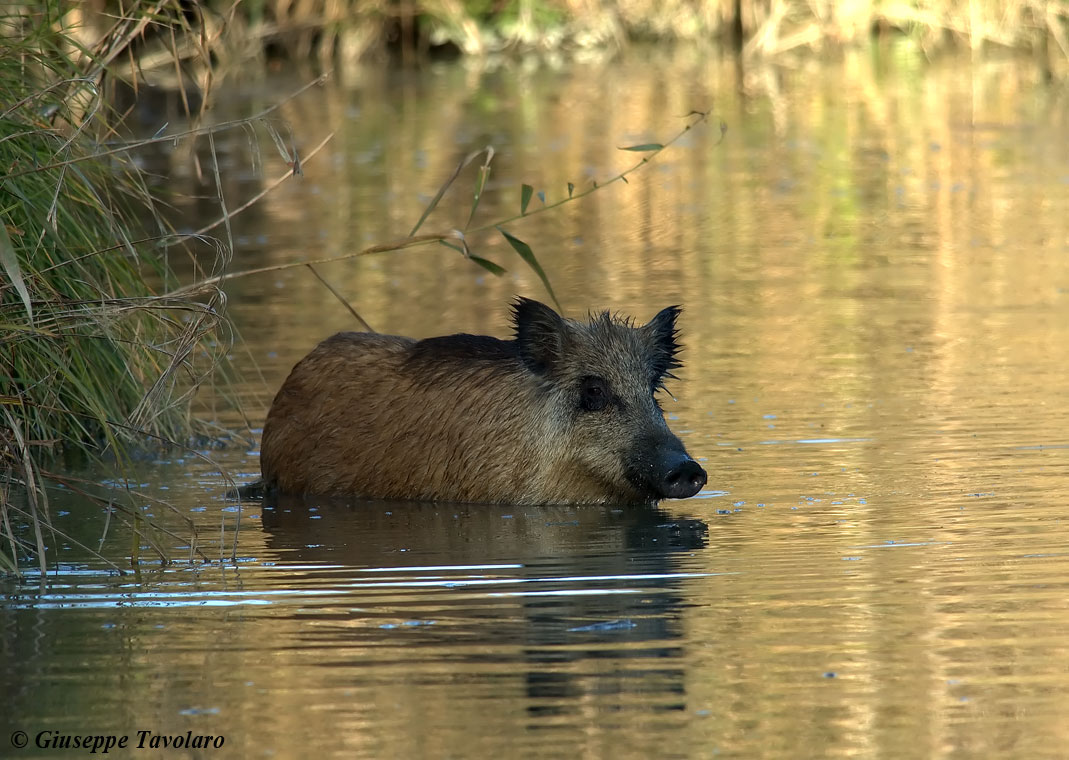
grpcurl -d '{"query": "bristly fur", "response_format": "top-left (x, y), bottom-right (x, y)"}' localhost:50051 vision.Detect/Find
top-left (407, 333), bottom-right (518, 366)
top-left (513, 297), bottom-right (684, 389)
top-left (644, 305), bottom-right (683, 389)
top-left (260, 298), bottom-right (703, 504)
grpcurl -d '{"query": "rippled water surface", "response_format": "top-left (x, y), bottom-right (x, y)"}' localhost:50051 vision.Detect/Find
top-left (4, 46), bottom-right (1069, 758)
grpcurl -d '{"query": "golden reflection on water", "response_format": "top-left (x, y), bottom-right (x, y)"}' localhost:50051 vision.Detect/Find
top-left (5, 46), bottom-right (1069, 759)
top-left (219, 47), bottom-right (1067, 756)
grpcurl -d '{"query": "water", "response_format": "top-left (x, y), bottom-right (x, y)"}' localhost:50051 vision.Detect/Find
top-left (4, 45), bottom-right (1069, 758)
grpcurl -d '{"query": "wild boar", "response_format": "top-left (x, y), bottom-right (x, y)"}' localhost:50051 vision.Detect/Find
top-left (259, 297), bottom-right (707, 505)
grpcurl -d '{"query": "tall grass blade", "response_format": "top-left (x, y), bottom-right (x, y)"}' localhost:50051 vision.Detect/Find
top-left (262, 118), bottom-right (292, 162)
top-left (410, 147), bottom-right (486, 237)
top-left (0, 483), bottom-right (18, 575)
top-left (261, 118), bottom-right (303, 176)
top-left (305, 263), bottom-right (374, 331)
top-left (0, 218), bottom-right (33, 324)
top-left (2, 407), bottom-right (47, 577)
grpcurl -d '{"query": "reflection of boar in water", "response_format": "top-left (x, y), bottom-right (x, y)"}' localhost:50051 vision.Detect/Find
top-left (260, 298), bottom-right (707, 505)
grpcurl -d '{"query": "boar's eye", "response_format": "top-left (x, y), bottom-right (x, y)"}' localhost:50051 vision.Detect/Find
top-left (580, 376), bottom-right (610, 412)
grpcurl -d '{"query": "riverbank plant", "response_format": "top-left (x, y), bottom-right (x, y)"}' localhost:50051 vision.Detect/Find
top-left (0, 3), bottom-right (256, 575)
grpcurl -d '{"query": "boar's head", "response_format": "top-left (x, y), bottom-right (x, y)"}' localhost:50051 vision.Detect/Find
top-left (513, 297), bottom-right (707, 503)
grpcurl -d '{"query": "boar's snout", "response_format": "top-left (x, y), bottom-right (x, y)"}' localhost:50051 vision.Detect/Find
top-left (659, 455), bottom-right (708, 499)
top-left (631, 442), bottom-right (707, 500)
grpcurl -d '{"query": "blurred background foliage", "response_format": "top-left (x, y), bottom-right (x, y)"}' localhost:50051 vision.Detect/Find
top-left (56, 0), bottom-right (1069, 76)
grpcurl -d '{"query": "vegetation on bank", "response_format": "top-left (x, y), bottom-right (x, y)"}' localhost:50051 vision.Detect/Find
top-left (0, 3), bottom-right (245, 575)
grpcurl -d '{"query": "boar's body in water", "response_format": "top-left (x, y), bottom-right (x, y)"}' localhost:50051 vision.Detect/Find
top-left (260, 298), bottom-right (707, 505)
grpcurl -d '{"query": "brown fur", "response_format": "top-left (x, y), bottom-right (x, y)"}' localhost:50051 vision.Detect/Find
top-left (260, 299), bottom-right (705, 505)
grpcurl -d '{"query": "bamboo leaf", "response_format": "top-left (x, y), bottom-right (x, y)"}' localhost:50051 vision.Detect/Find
top-left (469, 256), bottom-right (506, 276)
top-left (536, 190), bottom-right (545, 204)
top-left (0, 218), bottom-right (32, 324)
top-left (567, 182), bottom-right (574, 198)
top-left (619, 143), bottom-right (664, 152)
top-left (520, 183), bottom-right (533, 215)
top-left (497, 227), bottom-right (561, 311)
top-left (440, 237), bottom-right (504, 275)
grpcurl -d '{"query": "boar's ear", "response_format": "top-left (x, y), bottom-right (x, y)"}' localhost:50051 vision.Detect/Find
top-left (513, 297), bottom-right (566, 375)
top-left (643, 305), bottom-right (683, 383)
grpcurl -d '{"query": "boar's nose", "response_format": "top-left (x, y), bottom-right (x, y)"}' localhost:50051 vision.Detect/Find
top-left (660, 457), bottom-right (707, 499)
